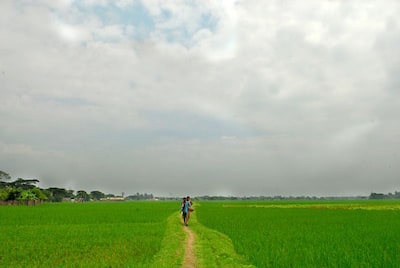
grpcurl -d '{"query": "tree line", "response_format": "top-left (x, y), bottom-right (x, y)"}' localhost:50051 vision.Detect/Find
top-left (0, 170), bottom-right (154, 204)
top-left (369, 191), bottom-right (400, 199)
top-left (3, 169), bottom-right (399, 203)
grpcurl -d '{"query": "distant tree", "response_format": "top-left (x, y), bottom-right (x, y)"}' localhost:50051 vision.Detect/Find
top-left (369, 192), bottom-right (385, 199)
top-left (41, 189), bottom-right (52, 200)
top-left (46, 187), bottom-right (73, 202)
top-left (18, 190), bottom-right (38, 201)
top-left (31, 188), bottom-right (47, 201)
top-left (0, 188), bottom-right (8, 200)
top-left (0, 170), bottom-right (11, 188)
top-left (90, 190), bottom-right (105, 200)
top-left (5, 188), bottom-right (22, 201)
top-left (9, 178), bottom-right (39, 190)
top-left (76, 190), bottom-right (90, 201)
top-left (1, 187), bottom-right (47, 202)
top-left (0, 170), bottom-right (11, 181)
top-left (126, 192), bottom-right (154, 200)
top-left (0, 171), bottom-right (47, 203)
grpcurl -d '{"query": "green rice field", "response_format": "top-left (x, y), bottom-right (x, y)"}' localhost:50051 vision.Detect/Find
top-left (197, 200), bottom-right (400, 267)
top-left (1, 200), bottom-right (399, 267)
top-left (0, 202), bottom-right (181, 268)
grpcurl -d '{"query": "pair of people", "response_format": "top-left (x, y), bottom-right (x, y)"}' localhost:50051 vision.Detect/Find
top-left (181, 196), bottom-right (193, 226)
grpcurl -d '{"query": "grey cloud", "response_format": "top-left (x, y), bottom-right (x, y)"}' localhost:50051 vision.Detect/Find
top-left (1, 1), bottom-right (400, 196)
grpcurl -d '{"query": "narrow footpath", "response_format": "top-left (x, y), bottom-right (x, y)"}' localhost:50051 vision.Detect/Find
top-left (182, 226), bottom-right (196, 268)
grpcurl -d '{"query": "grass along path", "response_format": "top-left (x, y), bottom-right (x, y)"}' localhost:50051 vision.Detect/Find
top-left (150, 211), bottom-right (199, 268)
top-left (150, 212), bottom-right (186, 268)
top-left (151, 206), bottom-right (253, 267)
top-left (187, 208), bottom-right (255, 268)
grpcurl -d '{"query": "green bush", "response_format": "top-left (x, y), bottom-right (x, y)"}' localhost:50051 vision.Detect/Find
top-left (0, 187), bottom-right (48, 202)
top-left (0, 188), bottom-right (8, 201)
top-left (18, 190), bottom-right (38, 201)
top-left (6, 188), bottom-right (22, 201)
top-left (31, 188), bottom-right (48, 200)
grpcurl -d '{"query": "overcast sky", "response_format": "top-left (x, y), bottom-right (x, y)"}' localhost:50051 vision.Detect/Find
top-left (1, 0), bottom-right (399, 197)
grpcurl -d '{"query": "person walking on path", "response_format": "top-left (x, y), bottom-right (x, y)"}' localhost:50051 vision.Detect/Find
top-left (181, 197), bottom-right (188, 225)
top-left (186, 196), bottom-right (194, 223)
top-left (181, 196), bottom-right (193, 226)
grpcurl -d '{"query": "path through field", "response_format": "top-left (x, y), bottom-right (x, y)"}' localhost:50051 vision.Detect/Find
top-left (182, 226), bottom-right (196, 268)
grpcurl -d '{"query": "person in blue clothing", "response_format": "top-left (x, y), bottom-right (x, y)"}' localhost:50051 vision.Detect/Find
top-left (180, 196), bottom-right (193, 226)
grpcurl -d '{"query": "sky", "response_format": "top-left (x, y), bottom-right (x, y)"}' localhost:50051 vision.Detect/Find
top-left (1, 0), bottom-right (399, 197)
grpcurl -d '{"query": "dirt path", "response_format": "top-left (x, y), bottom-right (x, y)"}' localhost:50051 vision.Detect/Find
top-left (182, 226), bottom-right (196, 268)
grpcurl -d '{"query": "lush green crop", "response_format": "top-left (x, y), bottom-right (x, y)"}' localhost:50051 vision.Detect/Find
top-left (197, 200), bottom-right (400, 268)
top-left (3, 200), bottom-right (400, 267)
top-left (0, 202), bottom-right (180, 268)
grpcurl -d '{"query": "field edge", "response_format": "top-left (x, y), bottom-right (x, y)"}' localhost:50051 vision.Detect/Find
top-left (149, 212), bottom-right (187, 268)
top-left (190, 208), bottom-right (255, 268)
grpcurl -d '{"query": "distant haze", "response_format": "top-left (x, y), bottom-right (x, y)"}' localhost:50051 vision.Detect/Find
top-left (1, 1), bottom-right (399, 197)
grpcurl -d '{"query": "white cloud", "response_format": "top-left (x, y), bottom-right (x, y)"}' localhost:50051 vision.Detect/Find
top-left (54, 22), bottom-right (89, 43)
top-left (331, 122), bottom-right (378, 147)
top-left (1, 1), bottom-right (400, 196)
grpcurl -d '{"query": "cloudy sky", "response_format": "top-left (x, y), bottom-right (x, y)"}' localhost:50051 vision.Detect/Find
top-left (1, 0), bottom-right (399, 197)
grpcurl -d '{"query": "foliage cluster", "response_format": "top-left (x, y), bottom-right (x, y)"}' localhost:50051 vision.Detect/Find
top-left (0, 187), bottom-right (47, 202)
top-left (197, 201), bottom-right (400, 267)
top-left (0, 171), bottom-right (47, 203)
top-left (1, 170), bottom-right (157, 203)
top-left (126, 192), bottom-right (154, 200)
